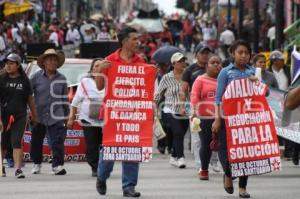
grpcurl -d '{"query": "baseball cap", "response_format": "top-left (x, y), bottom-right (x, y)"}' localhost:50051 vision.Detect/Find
top-left (194, 43), bottom-right (211, 54)
top-left (171, 52), bottom-right (186, 64)
top-left (270, 50), bottom-right (284, 60)
top-left (4, 53), bottom-right (21, 64)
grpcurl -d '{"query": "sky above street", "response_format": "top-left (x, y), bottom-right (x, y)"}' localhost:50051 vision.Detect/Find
top-left (153, 0), bottom-right (177, 15)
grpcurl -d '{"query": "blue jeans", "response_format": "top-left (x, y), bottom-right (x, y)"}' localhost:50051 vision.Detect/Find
top-left (97, 149), bottom-right (139, 191)
top-left (184, 35), bottom-right (193, 51)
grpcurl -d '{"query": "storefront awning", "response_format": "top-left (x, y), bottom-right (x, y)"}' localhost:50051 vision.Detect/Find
top-left (3, 0), bottom-right (33, 16)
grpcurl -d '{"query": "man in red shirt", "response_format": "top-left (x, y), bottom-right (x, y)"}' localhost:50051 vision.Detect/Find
top-left (95, 27), bottom-right (144, 197)
top-left (182, 17), bottom-right (193, 52)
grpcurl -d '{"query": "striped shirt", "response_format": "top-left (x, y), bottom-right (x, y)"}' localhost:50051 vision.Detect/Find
top-left (155, 71), bottom-right (183, 114)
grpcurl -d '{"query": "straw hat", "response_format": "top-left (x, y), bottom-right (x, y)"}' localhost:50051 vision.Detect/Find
top-left (37, 49), bottom-right (65, 68)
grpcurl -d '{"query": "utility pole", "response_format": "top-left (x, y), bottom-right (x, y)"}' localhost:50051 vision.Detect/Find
top-left (192, 0), bottom-right (200, 15)
top-left (253, 0), bottom-right (259, 53)
top-left (275, 0), bottom-right (284, 49)
top-left (238, 0), bottom-right (244, 39)
top-left (297, 3), bottom-right (300, 19)
top-left (56, 0), bottom-right (61, 20)
top-left (86, 0), bottom-right (90, 18)
top-left (207, 0), bottom-right (211, 18)
top-left (42, 0), bottom-right (46, 22)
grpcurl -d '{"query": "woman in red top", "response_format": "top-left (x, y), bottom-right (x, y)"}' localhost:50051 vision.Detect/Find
top-left (190, 55), bottom-right (222, 180)
top-left (160, 27), bottom-right (173, 46)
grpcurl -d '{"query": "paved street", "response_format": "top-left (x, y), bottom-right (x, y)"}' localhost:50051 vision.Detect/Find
top-left (1, 150), bottom-right (300, 199)
top-left (1, 51), bottom-right (299, 199)
top-left (1, 50), bottom-right (300, 198)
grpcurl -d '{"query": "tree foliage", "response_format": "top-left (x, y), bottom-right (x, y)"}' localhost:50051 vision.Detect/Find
top-left (176, 0), bottom-right (194, 13)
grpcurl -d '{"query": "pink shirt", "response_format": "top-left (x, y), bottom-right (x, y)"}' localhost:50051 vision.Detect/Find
top-left (190, 75), bottom-right (217, 117)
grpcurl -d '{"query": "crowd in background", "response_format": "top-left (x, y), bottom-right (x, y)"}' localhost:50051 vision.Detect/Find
top-left (0, 7), bottom-right (279, 67)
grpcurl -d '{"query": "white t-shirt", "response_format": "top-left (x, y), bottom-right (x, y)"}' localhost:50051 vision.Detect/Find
top-left (66, 28), bottom-right (81, 44)
top-left (0, 35), bottom-right (6, 61)
top-left (202, 27), bottom-right (213, 41)
top-left (12, 27), bottom-right (22, 44)
top-left (267, 26), bottom-right (275, 41)
top-left (71, 77), bottom-right (105, 127)
top-left (219, 30), bottom-right (235, 45)
top-left (49, 32), bottom-right (59, 47)
top-left (0, 35), bottom-right (6, 51)
top-left (272, 67), bottom-right (289, 91)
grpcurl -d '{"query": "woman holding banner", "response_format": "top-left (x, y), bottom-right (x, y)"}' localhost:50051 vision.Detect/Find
top-left (212, 40), bottom-right (256, 198)
top-left (67, 58), bottom-right (106, 177)
top-left (190, 55), bottom-right (222, 180)
top-left (155, 52), bottom-right (189, 169)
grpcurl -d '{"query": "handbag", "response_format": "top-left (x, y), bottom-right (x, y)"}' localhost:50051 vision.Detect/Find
top-left (80, 81), bottom-right (103, 120)
top-left (153, 116), bottom-right (166, 140)
top-left (210, 133), bottom-right (220, 151)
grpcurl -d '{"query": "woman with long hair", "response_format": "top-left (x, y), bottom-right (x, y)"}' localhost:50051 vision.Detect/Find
top-left (0, 53), bottom-right (37, 178)
top-left (212, 40), bottom-right (256, 198)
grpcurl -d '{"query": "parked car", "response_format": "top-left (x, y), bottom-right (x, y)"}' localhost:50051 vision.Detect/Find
top-left (23, 58), bottom-right (93, 162)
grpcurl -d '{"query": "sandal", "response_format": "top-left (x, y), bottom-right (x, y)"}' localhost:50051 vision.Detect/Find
top-left (223, 174), bottom-right (234, 194)
top-left (239, 192), bottom-right (251, 198)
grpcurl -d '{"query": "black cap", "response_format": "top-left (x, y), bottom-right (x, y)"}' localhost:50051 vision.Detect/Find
top-left (194, 43), bottom-right (211, 54)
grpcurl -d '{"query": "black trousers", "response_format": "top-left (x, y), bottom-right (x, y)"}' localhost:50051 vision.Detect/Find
top-left (30, 123), bottom-right (48, 164)
top-left (30, 122), bottom-right (66, 167)
top-left (218, 120), bottom-right (248, 188)
top-left (81, 120), bottom-right (102, 172)
top-left (199, 119), bottom-right (214, 170)
top-left (162, 113), bottom-right (189, 158)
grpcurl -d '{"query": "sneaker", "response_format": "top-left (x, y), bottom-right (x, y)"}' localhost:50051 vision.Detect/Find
top-left (169, 157), bottom-right (178, 167)
top-left (2, 167), bottom-right (6, 177)
top-left (48, 157), bottom-right (53, 164)
top-left (199, 170), bottom-right (209, 180)
top-left (15, 169), bottom-right (25, 178)
top-left (31, 164), bottom-right (41, 174)
top-left (6, 158), bottom-right (14, 168)
top-left (123, 188), bottom-right (141, 197)
top-left (52, 165), bottom-right (67, 175)
top-left (211, 162), bottom-right (221, 172)
top-left (177, 157), bottom-right (186, 169)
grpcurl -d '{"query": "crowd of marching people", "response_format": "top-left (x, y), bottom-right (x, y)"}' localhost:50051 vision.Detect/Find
top-left (0, 13), bottom-right (237, 65)
top-left (0, 10), bottom-right (299, 198)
